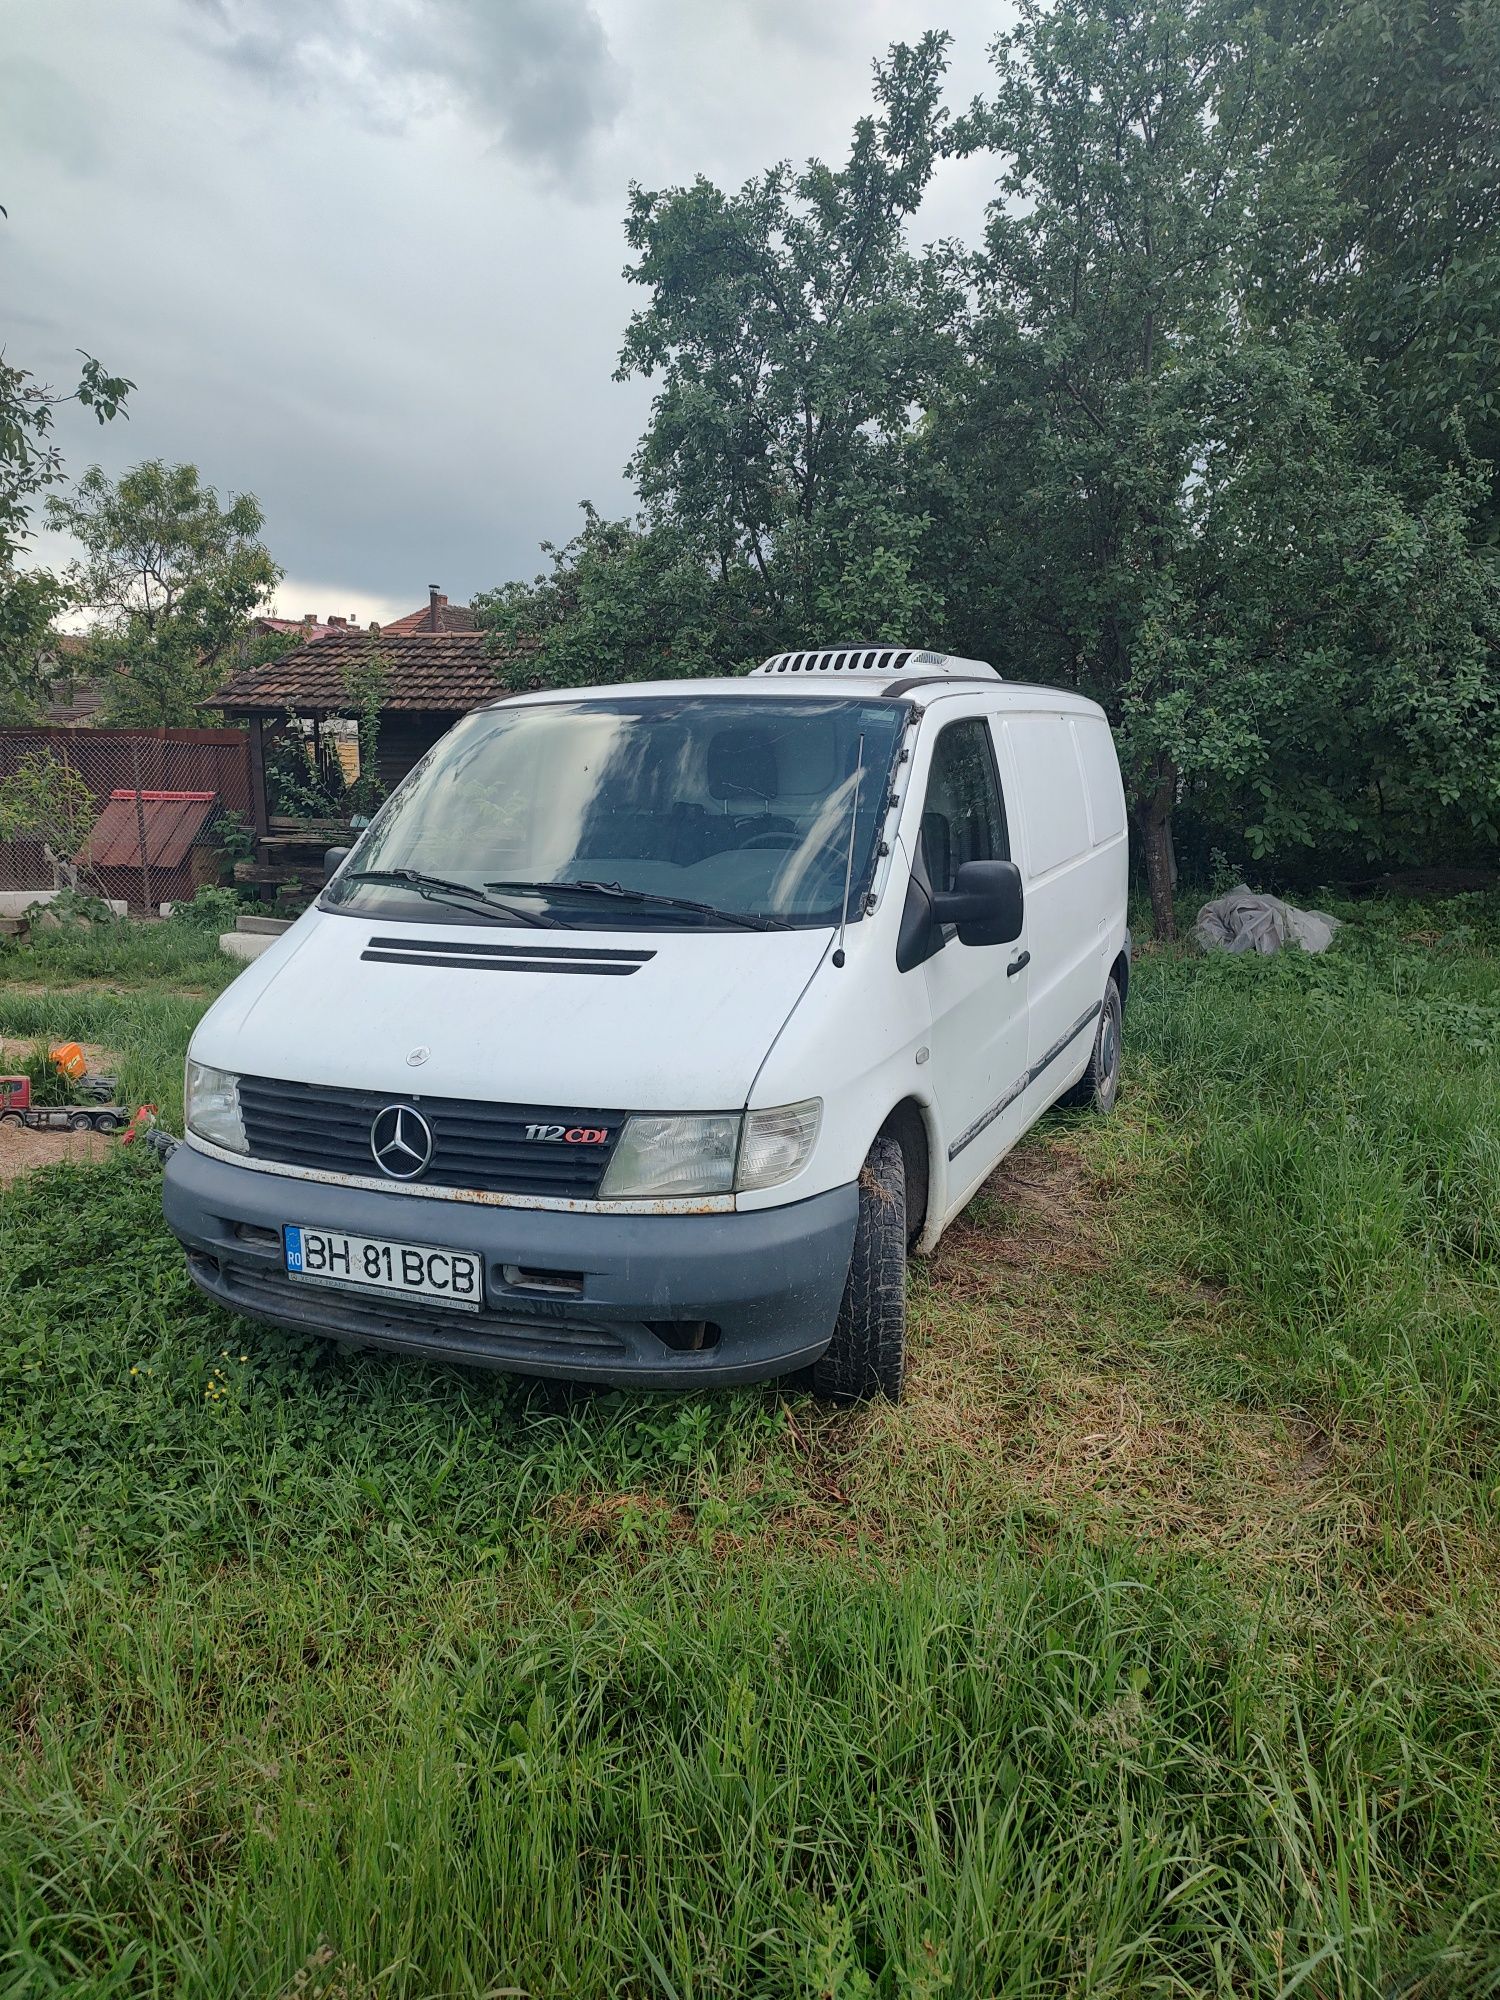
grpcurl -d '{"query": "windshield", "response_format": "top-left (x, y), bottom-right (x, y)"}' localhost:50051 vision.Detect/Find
top-left (322, 694), bottom-right (906, 930)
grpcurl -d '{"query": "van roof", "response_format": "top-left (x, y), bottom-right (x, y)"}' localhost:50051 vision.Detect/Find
top-left (485, 675), bottom-right (1108, 720)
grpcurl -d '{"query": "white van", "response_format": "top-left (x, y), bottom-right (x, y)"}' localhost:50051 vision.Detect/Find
top-left (164, 647), bottom-right (1129, 1401)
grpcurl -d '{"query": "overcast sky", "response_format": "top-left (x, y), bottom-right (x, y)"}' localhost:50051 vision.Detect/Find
top-left (7, 0), bottom-right (1008, 626)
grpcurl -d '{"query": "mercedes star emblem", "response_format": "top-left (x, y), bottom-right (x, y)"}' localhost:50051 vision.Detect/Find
top-left (369, 1104), bottom-right (434, 1180)
top-left (406, 1046), bottom-right (430, 1067)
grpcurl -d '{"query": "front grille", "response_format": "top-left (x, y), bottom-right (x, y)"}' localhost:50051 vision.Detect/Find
top-left (236, 1074), bottom-right (622, 1198)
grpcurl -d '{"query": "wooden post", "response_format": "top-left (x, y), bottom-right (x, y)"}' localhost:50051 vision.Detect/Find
top-left (247, 716), bottom-right (269, 839)
top-left (130, 738), bottom-right (152, 918)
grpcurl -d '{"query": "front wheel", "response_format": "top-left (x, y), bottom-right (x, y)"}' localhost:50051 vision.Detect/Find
top-left (813, 1135), bottom-right (907, 1404)
top-left (1060, 976), bottom-right (1123, 1114)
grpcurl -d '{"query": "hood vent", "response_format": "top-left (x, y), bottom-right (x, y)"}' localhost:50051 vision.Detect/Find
top-left (361, 936), bottom-right (655, 977)
top-left (752, 647), bottom-right (999, 679)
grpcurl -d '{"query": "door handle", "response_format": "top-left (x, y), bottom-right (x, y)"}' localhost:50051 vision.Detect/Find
top-left (1007, 950), bottom-right (1030, 977)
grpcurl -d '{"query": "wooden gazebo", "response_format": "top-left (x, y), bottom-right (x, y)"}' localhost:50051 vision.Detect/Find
top-left (214, 626), bottom-right (516, 839)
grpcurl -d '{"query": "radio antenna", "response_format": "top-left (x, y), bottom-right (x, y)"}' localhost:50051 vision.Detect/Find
top-left (832, 733), bottom-right (865, 970)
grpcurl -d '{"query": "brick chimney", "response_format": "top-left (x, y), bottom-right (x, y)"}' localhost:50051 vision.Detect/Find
top-left (428, 583), bottom-right (444, 631)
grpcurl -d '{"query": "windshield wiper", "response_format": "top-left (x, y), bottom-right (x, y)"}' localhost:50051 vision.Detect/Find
top-left (341, 868), bottom-right (563, 928)
top-left (484, 878), bottom-right (792, 931)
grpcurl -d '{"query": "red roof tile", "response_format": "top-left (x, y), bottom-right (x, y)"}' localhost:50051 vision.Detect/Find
top-left (380, 594), bottom-right (479, 635)
top-left (213, 629), bottom-right (525, 716)
top-left (253, 615), bottom-right (361, 642)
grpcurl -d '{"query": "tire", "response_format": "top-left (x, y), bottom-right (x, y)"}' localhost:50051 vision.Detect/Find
top-left (1060, 976), bottom-right (1123, 1114)
top-left (68, 1111), bottom-right (95, 1132)
top-left (813, 1134), bottom-right (907, 1404)
top-left (93, 1111), bottom-right (124, 1133)
top-left (0, 1111), bottom-right (22, 1128)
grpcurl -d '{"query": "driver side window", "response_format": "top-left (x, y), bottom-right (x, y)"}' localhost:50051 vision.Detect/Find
top-left (920, 719), bottom-right (1009, 892)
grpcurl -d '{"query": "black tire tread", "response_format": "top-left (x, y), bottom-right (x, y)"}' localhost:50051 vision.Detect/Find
top-left (812, 1134), bottom-right (907, 1404)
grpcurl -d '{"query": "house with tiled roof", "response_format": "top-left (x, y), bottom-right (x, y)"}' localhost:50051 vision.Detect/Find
top-left (376, 585), bottom-right (480, 636)
top-left (212, 586), bottom-right (528, 852)
top-left (250, 611), bottom-right (363, 643)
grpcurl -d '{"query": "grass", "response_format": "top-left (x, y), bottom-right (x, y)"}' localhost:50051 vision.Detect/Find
top-left (1, 895), bottom-right (1498, 1996)
top-left (0, 908), bottom-right (243, 996)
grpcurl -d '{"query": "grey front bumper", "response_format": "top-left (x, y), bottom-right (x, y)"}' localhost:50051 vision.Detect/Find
top-left (163, 1144), bottom-right (858, 1389)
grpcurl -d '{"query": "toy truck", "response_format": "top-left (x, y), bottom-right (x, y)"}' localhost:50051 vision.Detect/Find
top-left (49, 1043), bottom-right (120, 1102)
top-left (0, 1075), bottom-right (129, 1133)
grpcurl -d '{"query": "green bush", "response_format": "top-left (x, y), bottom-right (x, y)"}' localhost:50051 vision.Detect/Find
top-left (166, 885), bottom-right (242, 935)
top-left (16, 1040), bottom-right (80, 1106)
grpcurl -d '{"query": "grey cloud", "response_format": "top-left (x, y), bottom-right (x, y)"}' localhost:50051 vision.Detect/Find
top-left (185, 0), bottom-right (624, 184)
top-left (0, 58), bottom-right (108, 177)
top-left (731, 0), bottom-right (860, 56)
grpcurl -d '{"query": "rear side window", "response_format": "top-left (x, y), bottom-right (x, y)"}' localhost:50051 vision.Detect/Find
top-left (920, 719), bottom-right (1009, 891)
top-left (1074, 717), bottom-right (1126, 843)
top-left (1006, 714), bottom-right (1090, 876)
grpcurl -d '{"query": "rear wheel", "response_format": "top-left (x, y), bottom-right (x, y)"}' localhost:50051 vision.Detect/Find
top-left (813, 1135), bottom-right (907, 1404)
top-left (68, 1111), bottom-right (95, 1132)
top-left (1060, 976), bottom-right (1123, 1114)
top-left (93, 1111), bottom-right (124, 1133)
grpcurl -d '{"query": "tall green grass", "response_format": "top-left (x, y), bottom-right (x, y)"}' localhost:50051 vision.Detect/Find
top-left (0, 895), bottom-right (1497, 1995)
top-left (0, 913), bottom-right (243, 992)
top-left (1128, 895), bottom-right (1500, 1544)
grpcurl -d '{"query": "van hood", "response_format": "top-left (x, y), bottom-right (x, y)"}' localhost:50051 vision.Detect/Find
top-left (192, 908), bottom-right (831, 1111)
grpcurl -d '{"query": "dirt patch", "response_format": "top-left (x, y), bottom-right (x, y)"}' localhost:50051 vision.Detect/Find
top-left (0, 1122), bottom-right (111, 1183)
top-left (939, 1144), bottom-right (1115, 1283)
top-left (546, 1489), bottom-right (699, 1546)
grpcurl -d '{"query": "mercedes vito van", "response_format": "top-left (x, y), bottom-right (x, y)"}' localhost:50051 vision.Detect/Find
top-left (164, 647), bottom-right (1129, 1401)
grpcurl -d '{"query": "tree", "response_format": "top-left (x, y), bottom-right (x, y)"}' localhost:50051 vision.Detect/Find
top-left (474, 506), bottom-right (757, 690)
top-left (0, 747), bottom-right (97, 890)
top-left (615, 33), bottom-right (962, 642)
top-left (47, 460), bottom-right (281, 727)
top-left (946, 0), bottom-right (1498, 932)
top-left (0, 348), bottom-right (131, 719)
top-left (943, 0), bottom-right (1271, 929)
top-left (1146, 331), bottom-right (1498, 867)
top-left (1257, 0), bottom-right (1500, 526)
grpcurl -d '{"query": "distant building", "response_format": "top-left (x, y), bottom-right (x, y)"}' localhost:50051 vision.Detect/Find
top-left (38, 632), bottom-right (105, 728)
top-left (250, 612), bottom-right (363, 643)
top-left (376, 585), bottom-right (480, 636)
top-left (212, 586), bottom-right (524, 834)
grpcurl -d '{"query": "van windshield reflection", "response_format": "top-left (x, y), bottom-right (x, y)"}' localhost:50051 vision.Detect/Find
top-left (322, 695), bottom-right (906, 930)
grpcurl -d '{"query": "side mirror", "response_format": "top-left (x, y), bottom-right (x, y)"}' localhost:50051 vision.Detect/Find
top-left (929, 858), bottom-right (1024, 947)
top-left (323, 846), bottom-right (351, 884)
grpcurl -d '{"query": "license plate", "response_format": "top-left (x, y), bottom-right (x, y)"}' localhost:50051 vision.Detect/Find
top-left (283, 1225), bottom-right (483, 1313)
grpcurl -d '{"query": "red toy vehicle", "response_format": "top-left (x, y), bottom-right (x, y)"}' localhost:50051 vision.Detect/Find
top-left (0, 1075), bottom-right (129, 1134)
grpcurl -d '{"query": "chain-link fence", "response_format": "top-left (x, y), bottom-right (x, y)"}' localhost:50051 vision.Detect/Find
top-left (0, 727), bottom-right (254, 916)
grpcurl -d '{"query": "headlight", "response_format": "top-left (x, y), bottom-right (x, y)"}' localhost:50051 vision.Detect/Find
top-left (597, 1101), bottom-right (823, 1199)
top-left (598, 1113), bottom-right (741, 1199)
top-left (184, 1060), bottom-right (247, 1154)
top-left (737, 1099), bottom-right (821, 1190)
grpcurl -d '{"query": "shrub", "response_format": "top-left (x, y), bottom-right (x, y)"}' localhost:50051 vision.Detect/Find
top-left (167, 885), bottom-right (242, 935)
